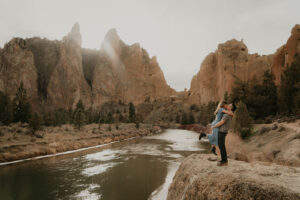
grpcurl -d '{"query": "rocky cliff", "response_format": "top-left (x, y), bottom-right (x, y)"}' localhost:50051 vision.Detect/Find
top-left (167, 154), bottom-right (300, 200)
top-left (189, 39), bottom-right (273, 104)
top-left (90, 29), bottom-right (175, 108)
top-left (0, 23), bottom-right (175, 110)
top-left (272, 24), bottom-right (300, 85)
top-left (189, 24), bottom-right (300, 104)
top-left (0, 38), bottom-right (38, 101)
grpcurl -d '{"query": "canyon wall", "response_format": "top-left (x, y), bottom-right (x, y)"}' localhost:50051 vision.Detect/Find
top-left (1, 23), bottom-right (299, 109)
top-left (188, 24), bottom-right (300, 104)
top-left (0, 23), bottom-right (175, 110)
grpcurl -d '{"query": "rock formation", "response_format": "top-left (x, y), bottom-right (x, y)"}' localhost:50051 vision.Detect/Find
top-left (189, 24), bottom-right (300, 104)
top-left (1, 23), bottom-right (299, 109)
top-left (167, 154), bottom-right (300, 200)
top-left (0, 38), bottom-right (38, 101)
top-left (0, 23), bottom-right (174, 110)
top-left (90, 28), bottom-right (175, 108)
top-left (189, 39), bottom-right (273, 104)
top-left (46, 23), bottom-right (92, 109)
top-left (272, 24), bottom-right (300, 84)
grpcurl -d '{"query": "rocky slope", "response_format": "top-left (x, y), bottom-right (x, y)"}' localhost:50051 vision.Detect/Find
top-left (189, 24), bottom-right (300, 104)
top-left (0, 23), bottom-right (174, 110)
top-left (167, 154), bottom-right (300, 200)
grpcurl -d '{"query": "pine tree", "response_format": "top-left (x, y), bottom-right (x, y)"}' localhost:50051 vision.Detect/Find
top-left (223, 91), bottom-right (229, 102)
top-left (0, 92), bottom-right (13, 125)
top-left (129, 102), bottom-right (136, 122)
top-left (29, 112), bottom-right (42, 133)
top-left (105, 112), bottom-right (113, 124)
top-left (175, 113), bottom-right (180, 123)
top-left (135, 121), bottom-right (140, 129)
top-left (181, 112), bottom-right (188, 125)
top-left (246, 70), bottom-right (278, 119)
top-left (231, 101), bottom-right (252, 139)
top-left (278, 54), bottom-right (300, 115)
top-left (229, 79), bottom-right (249, 103)
top-left (12, 82), bottom-right (31, 123)
top-left (73, 100), bottom-right (85, 130)
top-left (189, 112), bottom-right (195, 124)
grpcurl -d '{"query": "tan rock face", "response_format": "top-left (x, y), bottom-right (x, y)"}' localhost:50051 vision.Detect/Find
top-left (0, 38), bottom-right (38, 101)
top-left (189, 25), bottom-right (300, 104)
top-left (91, 29), bottom-right (175, 108)
top-left (189, 39), bottom-right (273, 104)
top-left (0, 23), bottom-right (174, 110)
top-left (272, 24), bottom-right (300, 85)
top-left (47, 23), bottom-right (92, 109)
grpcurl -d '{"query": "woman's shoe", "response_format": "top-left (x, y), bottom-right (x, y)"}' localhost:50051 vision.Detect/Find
top-left (217, 161), bottom-right (228, 166)
top-left (210, 146), bottom-right (217, 155)
top-left (199, 132), bottom-right (206, 140)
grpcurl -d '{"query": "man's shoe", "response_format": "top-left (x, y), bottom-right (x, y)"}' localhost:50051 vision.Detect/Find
top-left (199, 132), bottom-right (206, 140)
top-left (217, 161), bottom-right (228, 166)
top-left (210, 146), bottom-right (217, 155)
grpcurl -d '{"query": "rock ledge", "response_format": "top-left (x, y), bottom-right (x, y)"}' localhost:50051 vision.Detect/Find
top-left (167, 154), bottom-right (300, 200)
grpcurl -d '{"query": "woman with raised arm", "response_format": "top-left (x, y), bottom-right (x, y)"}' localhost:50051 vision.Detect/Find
top-left (199, 100), bottom-right (233, 155)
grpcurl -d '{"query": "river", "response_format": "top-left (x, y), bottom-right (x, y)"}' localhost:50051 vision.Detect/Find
top-left (0, 129), bottom-right (210, 200)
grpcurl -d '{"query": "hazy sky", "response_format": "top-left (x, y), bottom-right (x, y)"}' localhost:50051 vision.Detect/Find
top-left (0, 0), bottom-right (299, 91)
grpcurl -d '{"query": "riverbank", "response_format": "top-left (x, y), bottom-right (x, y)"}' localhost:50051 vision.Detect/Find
top-left (0, 123), bottom-right (162, 163)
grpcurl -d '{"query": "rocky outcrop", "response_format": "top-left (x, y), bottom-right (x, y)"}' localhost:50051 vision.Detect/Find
top-left (0, 38), bottom-right (38, 101)
top-left (189, 24), bottom-right (300, 104)
top-left (167, 154), bottom-right (300, 200)
top-left (0, 23), bottom-right (174, 110)
top-left (46, 23), bottom-right (92, 109)
top-left (272, 24), bottom-right (300, 84)
top-left (3, 23), bottom-right (92, 110)
top-left (189, 39), bottom-right (273, 104)
top-left (91, 29), bottom-right (175, 108)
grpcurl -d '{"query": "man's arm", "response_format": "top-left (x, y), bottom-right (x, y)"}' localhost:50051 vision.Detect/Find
top-left (212, 120), bottom-right (225, 129)
top-left (222, 109), bottom-right (233, 116)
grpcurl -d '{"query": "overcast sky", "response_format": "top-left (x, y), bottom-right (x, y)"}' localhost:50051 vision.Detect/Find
top-left (0, 0), bottom-right (299, 91)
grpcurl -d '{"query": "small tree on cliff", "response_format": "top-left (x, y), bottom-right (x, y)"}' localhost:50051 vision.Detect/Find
top-left (181, 112), bottom-right (188, 125)
top-left (189, 112), bottom-right (195, 124)
top-left (73, 100), bottom-right (85, 130)
top-left (231, 101), bottom-right (252, 139)
top-left (278, 54), bottom-right (300, 115)
top-left (29, 112), bottom-right (42, 133)
top-left (105, 112), bottom-right (113, 124)
top-left (0, 92), bottom-right (13, 125)
top-left (223, 91), bottom-right (229, 102)
top-left (129, 102), bottom-right (136, 122)
top-left (12, 82), bottom-right (31, 123)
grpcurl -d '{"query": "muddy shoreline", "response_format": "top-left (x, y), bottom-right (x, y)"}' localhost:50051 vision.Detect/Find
top-left (0, 123), bottom-right (162, 164)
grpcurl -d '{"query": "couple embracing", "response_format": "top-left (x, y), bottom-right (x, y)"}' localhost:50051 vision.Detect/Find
top-left (199, 101), bottom-right (236, 166)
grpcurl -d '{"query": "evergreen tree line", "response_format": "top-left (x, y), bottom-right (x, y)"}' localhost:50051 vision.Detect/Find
top-left (230, 53), bottom-right (300, 120)
top-left (229, 54), bottom-right (300, 139)
top-left (0, 82), bottom-right (137, 130)
top-left (178, 101), bottom-right (218, 125)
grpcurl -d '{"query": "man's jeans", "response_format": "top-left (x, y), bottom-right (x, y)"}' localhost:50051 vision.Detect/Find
top-left (218, 131), bottom-right (228, 162)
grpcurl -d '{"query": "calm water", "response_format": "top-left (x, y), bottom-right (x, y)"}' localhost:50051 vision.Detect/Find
top-left (0, 129), bottom-right (209, 200)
